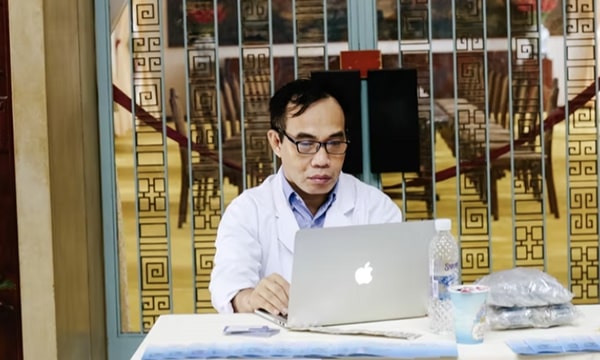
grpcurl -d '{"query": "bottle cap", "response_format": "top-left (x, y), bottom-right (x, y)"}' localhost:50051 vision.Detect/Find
top-left (434, 218), bottom-right (451, 231)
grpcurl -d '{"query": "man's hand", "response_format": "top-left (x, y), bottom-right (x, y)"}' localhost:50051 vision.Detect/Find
top-left (232, 273), bottom-right (290, 315)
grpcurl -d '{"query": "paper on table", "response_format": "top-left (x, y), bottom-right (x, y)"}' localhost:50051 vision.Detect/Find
top-left (290, 326), bottom-right (422, 340)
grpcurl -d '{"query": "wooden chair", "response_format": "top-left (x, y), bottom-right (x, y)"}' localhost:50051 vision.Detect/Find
top-left (452, 70), bottom-right (513, 203)
top-left (169, 88), bottom-right (243, 228)
top-left (488, 78), bottom-right (560, 220)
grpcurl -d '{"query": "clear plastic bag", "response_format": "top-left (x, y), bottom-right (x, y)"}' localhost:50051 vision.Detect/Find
top-left (474, 267), bottom-right (573, 307)
top-left (486, 303), bottom-right (580, 330)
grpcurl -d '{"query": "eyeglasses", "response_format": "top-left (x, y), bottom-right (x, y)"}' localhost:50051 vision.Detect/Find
top-left (279, 130), bottom-right (349, 155)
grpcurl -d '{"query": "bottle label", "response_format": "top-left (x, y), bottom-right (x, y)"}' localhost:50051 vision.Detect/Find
top-left (444, 262), bottom-right (459, 272)
top-left (433, 272), bottom-right (457, 300)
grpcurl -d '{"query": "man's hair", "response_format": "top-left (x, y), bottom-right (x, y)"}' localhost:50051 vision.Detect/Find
top-left (269, 78), bottom-right (337, 133)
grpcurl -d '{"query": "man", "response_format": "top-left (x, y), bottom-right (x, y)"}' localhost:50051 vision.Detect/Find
top-left (209, 78), bottom-right (402, 314)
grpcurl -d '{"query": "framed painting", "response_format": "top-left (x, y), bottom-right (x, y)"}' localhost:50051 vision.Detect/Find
top-left (376, 0), bottom-right (563, 40)
top-left (167, 0), bottom-right (348, 47)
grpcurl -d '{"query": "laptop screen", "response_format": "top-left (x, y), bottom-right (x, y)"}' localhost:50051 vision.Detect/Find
top-left (286, 220), bottom-right (437, 328)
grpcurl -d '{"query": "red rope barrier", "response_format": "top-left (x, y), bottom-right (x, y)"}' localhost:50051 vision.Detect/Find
top-left (112, 85), bottom-right (243, 171)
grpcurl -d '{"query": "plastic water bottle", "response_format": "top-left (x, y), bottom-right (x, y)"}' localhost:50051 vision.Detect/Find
top-left (428, 218), bottom-right (459, 334)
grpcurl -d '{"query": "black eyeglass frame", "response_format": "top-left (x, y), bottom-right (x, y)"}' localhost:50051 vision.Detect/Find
top-left (278, 129), bottom-right (350, 155)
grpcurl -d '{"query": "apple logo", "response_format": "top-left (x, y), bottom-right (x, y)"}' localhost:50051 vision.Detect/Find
top-left (354, 261), bottom-right (373, 285)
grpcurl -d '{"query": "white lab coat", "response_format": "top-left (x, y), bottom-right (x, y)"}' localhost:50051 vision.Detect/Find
top-left (209, 169), bottom-right (403, 313)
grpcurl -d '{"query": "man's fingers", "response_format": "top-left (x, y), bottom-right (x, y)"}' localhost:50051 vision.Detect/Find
top-left (250, 290), bottom-right (283, 315)
top-left (263, 275), bottom-right (290, 311)
top-left (253, 275), bottom-right (290, 314)
top-left (268, 273), bottom-right (291, 297)
top-left (259, 288), bottom-right (287, 314)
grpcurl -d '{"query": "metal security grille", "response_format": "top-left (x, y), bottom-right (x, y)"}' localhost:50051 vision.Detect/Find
top-left (99, 0), bottom-right (600, 356)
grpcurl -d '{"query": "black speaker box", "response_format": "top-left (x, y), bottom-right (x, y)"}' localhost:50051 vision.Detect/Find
top-left (367, 68), bottom-right (420, 173)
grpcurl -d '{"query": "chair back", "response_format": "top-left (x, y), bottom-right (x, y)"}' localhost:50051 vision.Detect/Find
top-left (169, 88), bottom-right (190, 177)
top-left (544, 78), bottom-right (559, 156)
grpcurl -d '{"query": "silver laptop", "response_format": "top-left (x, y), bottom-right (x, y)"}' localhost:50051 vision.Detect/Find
top-left (256, 220), bottom-right (437, 328)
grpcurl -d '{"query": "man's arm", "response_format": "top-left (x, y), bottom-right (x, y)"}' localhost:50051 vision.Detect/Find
top-left (209, 194), bottom-right (264, 313)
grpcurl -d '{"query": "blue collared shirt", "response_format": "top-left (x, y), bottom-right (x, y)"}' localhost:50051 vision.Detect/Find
top-left (282, 174), bottom-right (337, 229)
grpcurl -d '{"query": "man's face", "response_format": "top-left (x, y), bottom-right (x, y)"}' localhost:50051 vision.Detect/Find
top-left (267, 97), bottom-right (346, 199)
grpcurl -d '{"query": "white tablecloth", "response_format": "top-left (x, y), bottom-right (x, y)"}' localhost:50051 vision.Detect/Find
top-left (131, 305), bottom-right (600, 359)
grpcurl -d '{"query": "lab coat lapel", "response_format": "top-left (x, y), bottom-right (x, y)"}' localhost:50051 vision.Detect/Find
top-left (323, 173), bottom-right (355, 227)
top-left (272, 171), bottom-right (299, 254)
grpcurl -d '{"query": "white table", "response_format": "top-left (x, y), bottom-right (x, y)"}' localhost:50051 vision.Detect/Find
top-left (131, 305), bottom-right (600, 359)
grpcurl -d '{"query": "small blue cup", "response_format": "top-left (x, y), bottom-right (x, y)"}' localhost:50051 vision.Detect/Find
top-left (448, 284), bottom-right (489, 344)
